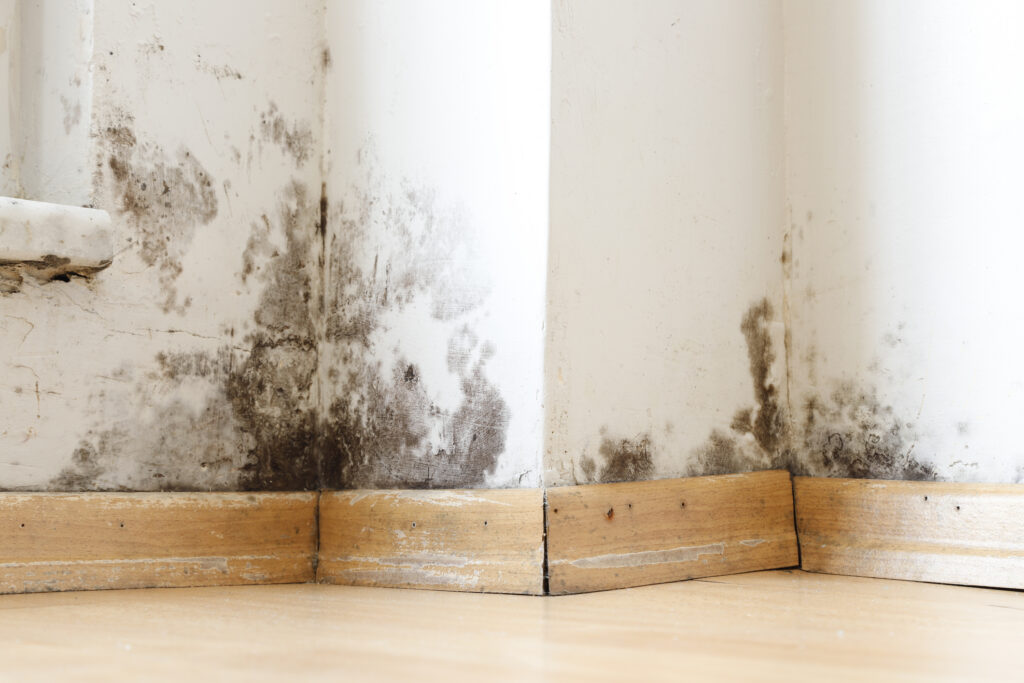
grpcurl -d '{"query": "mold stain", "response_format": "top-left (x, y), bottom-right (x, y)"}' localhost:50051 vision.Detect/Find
top-left (595, 435), bottom-right (654, 483)
top-left (685, 297), bottom-right (936, 480)
top-left (50, 182), bottom-right (320, 491)
top-left (258, 103), bottom-right (314, 168)
top-left (317, 150), bottom-right (507, 488)
top-left (581, 298), bottom-right (939, 483)
top-left (100, 110), bottom-right (218, 314)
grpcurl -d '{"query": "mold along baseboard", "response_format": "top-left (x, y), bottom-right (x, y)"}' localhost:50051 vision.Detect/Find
top-left (1, 475), bottom-right (1021, 597)
top-left (0, 492), bottom-right (317, 594)
top-left (794, 477), bottom-right (1024, 589)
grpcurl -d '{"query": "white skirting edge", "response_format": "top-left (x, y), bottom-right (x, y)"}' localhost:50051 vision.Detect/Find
top-left (0, 196), bottom-right (113, 290)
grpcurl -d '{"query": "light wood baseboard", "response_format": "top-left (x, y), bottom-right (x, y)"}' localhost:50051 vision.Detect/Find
top-left (317, 489), bottom-right (545, 595)
top-left (794, 477), bottom-right (1024, 589)
top-left (0, 492), bottom-right (317, 594)
top-left (545, 470), bottom-right (799, 594)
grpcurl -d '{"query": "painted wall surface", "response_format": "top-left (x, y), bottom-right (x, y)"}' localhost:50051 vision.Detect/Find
top-left (545, 0), bottom-right (789, 486)
top-left (319, 0), bottom-right (550, 488)
top-left (0, 0), bottom-right (95, 205)
top-left (6, 2), bottom-right (1023, 492)
top-left (1, 0), bottom-right (326, 490)
top-left (785, 1), bottom-right (1024, 484)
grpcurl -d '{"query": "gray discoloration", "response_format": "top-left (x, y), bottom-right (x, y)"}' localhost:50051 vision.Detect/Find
top-left (582, 298), bottom-right (938, 482)
top-left (687, 298), bottom-right (937, 480)
top-left (319, 334), bottom-right (510, 489)
top-left (800, 383), bottom-right (936, 480)
top-left (318, 151), bottom-right (506, 489)
top-left (50, 182), bottom-right (320, 492)
top-left (101, 111), bottom-right (218, 314)
top-left (597, 435), bottom-right (654, 483)
top-left (60, 95), bottom-right (82, 134)
top-left (258, 103), bottom-right (314, 168)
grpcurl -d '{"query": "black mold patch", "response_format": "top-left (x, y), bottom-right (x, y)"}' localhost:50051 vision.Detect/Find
top-left (319, 337), bottom-right (510, 489)
top-left (318, 151), bottom-right (506, 488)
top-left (258, 103), bottom-right (314, 168)
top-left (101, 110), bottom-right (218, 314)
top-left (50, 182), bottom-right (320, 492)
top-left (684, 298), bottom-right (937, 480)
top-left (800, 383), bottom-right (936, 480)
top-left (224, 180), bottom-right (320, 490)
top-left (597, 435), bottom-right (654, 483)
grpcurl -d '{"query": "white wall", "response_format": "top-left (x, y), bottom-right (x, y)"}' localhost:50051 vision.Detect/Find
top-left (1, 0), bottom-right (325, 490)
top-left (1, 0), bottom-right (96, 205)
top-left (319, 1), bottom-right (550, 488)
top-left (545, 0), bottom-right (787, 485)
top-left (785, 0), bottom-right (1024, 483)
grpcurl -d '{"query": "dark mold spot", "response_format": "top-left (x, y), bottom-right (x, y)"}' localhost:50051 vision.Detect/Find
top-left (685, 298), bottom-right (937, 481)
top-left (258, 103), bottom-right (314, 168)
top-left (799, 381), bottom-right (936, 480)
top-left (317, 150), bottom-right (506, 488)
top-left (737, 299), bottom-right (787, 454)
top-left (597, 435), bottom-right (654, 483)
top-left (51, 182), bottom-right (320, 491)
top-left (101, 110), bottom-right (218, 314)
top-left (321, 47), bottom-right (332, 70)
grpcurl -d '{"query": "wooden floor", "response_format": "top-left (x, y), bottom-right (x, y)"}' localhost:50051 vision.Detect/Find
top-left (1, 570), bottom-right (1021, 682)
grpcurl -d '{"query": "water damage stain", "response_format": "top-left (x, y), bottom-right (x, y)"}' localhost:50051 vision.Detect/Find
top-left (592, 435), bottom-right (654, 483)
top-left (687, 298), bottom-right (936, 480)
top-left (50, 148), bottom-right (508, 491)
top-left (317, 150), bottom-right (506, 488)
top-left (258, 103), bottom-right (314, 168)
top-left (50, 182), bottom-right (320, 491)
top-left (579, 298), bottom-right (939, 483)
top-left (100, 110), bottom-right (218, 314)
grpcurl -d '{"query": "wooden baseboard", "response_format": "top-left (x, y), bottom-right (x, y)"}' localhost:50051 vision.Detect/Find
top-left (317, 489), bottom-right (545, 595)
top-left (0, 492), bottom-right (317, 594)
top-left (545, 470), bottom-right (799, 595)
top-left (794, 477), bottom-right (1024, 589)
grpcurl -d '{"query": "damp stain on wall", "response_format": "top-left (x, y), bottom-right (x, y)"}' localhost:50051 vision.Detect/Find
top-left (258, 103), bottom-right (315, 168)
top-left (49, 182), bottom-right (321, 491)
top-left (576, 297), bottom-right (940, 484)
top-left (100, 110), bottom-right (218, 314)
top-left (317, 150), bottom-right (508, 489)
top-left (686, 298), bottom-right (937, 479)
top-left (589, 434), bottom-right (654, 483)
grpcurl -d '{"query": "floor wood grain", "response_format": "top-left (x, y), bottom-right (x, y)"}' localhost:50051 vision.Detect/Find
top-left (0, 570), bottom-right (1020, 681)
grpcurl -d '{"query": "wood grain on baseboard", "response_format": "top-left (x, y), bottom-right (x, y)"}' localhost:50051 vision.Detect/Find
top-left (0, 492), bottom-right (317, 594)
top-left (317, 489), bottom-right (545, 595)
top-left (545, 470), bottom-right (799, 595)
top-left (794, 477), bottom-right (1024, 589)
